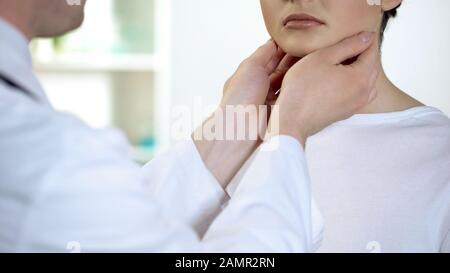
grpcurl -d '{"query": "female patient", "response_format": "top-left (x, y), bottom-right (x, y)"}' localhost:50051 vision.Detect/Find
top-left (259, 0), bottom-right (450, 252)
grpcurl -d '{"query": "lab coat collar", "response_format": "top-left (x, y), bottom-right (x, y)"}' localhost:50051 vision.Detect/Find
top-left (0, 17), bottom-right (50, 105)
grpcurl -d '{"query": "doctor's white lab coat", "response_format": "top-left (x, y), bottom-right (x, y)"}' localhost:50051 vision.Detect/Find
top-left (0, 18), bottom-right (322, 252)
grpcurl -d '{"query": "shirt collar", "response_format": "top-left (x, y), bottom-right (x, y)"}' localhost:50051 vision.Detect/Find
top-left (0, 17), bottom-right (50, 105)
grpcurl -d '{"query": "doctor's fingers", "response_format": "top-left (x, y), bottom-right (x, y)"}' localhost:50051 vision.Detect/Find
top-left (267, 55), bottom-right (300, 102)
top-left (320, 31), bottom-right (375, 65)
top-left (349, 39), bottom-right (379, 73)
top-left (243, 40), bottom-right (286, 74)
top-left (224, 40), bottom-right (282, 91)
top-left (347, 41), bottom-right (380, 104)
top-left (266, 45), bottom-right (288, 74)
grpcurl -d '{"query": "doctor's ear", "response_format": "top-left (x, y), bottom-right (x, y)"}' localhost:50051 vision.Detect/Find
top-left (381, 0), bottom-right (402, 12)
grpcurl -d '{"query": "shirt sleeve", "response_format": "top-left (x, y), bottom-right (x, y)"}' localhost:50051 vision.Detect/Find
top-left (141, 139), bottom-right (229, 237)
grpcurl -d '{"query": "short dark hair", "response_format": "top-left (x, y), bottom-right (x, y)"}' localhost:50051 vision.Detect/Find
top-left (380, 4), bottom-right (401, 43)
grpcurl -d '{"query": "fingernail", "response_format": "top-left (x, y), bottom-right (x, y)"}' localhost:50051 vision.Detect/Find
top-left (359, 32), bottom-right (374, 43)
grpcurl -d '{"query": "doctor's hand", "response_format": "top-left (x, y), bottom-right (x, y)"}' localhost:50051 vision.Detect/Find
top-left (267, 31), bottom-right (379, 147)
top-left (193, 40), bottom-right (295, 188)
top-left (219, 40), bottom-right (298, 109)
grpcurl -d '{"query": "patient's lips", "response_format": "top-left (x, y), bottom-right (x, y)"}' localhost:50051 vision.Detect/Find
top-left (283, 13), bottom-right (325, 30)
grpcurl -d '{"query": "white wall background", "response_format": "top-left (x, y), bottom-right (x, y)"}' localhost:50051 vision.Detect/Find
top-left (167, 0), bottom-right (268, 134)
top-left (167, 0), bottom-right (450, 138)
top-left (382, 0), bottom-right (450, 115)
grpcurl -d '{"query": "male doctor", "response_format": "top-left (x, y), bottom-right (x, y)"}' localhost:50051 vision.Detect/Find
top-left (0, 0), bottom-right (379, 252)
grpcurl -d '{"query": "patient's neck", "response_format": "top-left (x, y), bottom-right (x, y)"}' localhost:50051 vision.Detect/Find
top-left (355, 61), bottom-right (424, 114)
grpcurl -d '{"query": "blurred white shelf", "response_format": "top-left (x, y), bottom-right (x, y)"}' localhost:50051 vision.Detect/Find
top-left (34, 53), bottom-right (159, 73)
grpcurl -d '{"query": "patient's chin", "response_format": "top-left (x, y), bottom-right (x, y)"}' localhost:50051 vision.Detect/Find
top-left (277, 43), bottom-right (318, 58)
top-left (274, 34), bottom-right (344, 58)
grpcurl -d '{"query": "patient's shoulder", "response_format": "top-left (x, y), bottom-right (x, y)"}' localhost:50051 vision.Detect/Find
top-left (400, 107), bottom-right (450, 163)
top-left (409, 106), bottom-right (450, 132)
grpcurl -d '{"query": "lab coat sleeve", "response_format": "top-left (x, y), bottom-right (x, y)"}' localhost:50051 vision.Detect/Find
top-left (201, 136), bottom-right (322, 252)
top-left (442, 231), bottom-right (450, 253)
top-left (141, 140), bottom-right (229, 237)
top-left (141, 136), bottom-right (323, 252)
top-left (1, 91), bottom-right (320, 252)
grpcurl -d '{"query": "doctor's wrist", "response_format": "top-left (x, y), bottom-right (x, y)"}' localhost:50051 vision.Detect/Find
top-left (266, 117), bottom-right (307, 149)
top-left (192, 113), bottom-right (260, 188)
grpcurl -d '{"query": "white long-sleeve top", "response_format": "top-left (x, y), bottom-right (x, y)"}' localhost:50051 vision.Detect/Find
top-left (0, 18), bottom-right (323, 252)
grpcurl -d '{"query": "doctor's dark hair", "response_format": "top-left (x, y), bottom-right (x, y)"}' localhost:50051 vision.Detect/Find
top-left (380, 4), bottom-right (401, 43)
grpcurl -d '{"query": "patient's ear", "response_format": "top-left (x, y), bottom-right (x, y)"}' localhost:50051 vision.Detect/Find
top-left (382, 0), bottom-right (402, 12)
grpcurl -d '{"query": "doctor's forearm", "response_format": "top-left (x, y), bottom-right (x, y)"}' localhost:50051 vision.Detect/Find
top-left (192, 115), bottom-right (259, 189)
